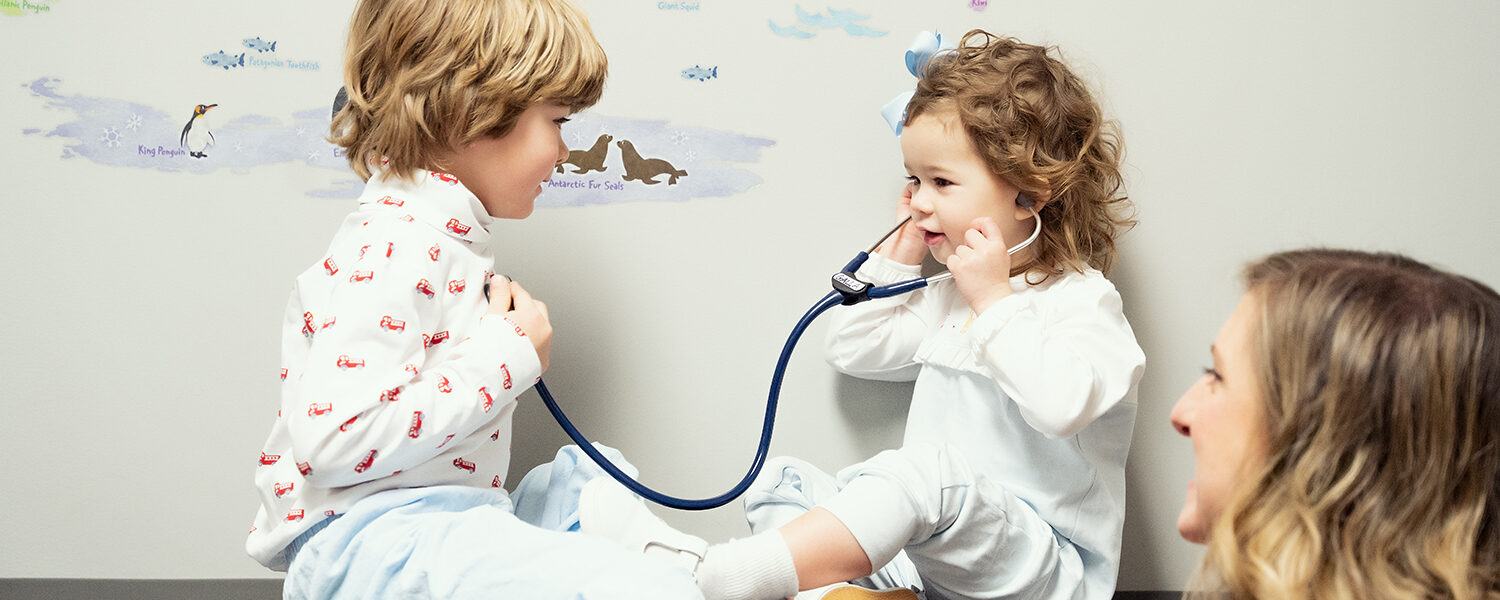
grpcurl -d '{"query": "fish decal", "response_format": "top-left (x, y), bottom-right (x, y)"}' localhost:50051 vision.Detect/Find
top-left (242, 37), bottom-right (278, 53)
top-left (776, 6), bottom-right (887, 38)
top-left (203, 50), bottom-right (245, 70)
top-left (681, 65), bottom-right (718, 82)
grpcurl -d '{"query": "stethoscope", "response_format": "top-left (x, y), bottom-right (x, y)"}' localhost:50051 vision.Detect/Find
top-left (535, 202), bottom-right (1042, 510)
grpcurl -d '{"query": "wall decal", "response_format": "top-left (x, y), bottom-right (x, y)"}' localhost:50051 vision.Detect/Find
top-left (681, 65), bottom-right (718, 82)
top-left (770, 6), bottom-right (887, 39)
top-left (541, 113), bottom-right (774, 207)
top-left (1, 0), bottom-right (53, 16)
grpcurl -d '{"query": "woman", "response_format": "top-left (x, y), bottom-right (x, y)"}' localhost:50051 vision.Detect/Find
top-left (1170, 248), bottom-right (1500, 599)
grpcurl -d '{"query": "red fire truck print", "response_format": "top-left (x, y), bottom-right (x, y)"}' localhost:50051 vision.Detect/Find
top-left (340, 415), bottom-right (358, 432)
top-left (400, 214), bottom-right (415, 223)
top-left (359, 244), bottom-right (370, 259)
top-left (324, 257), bottom-right (338, 276)
top-left (298, 461), bottom-right (313, 476)
top-left (350, 270), bottom-right (374, 283)
top-left (285, 509), bottom-right (305, 522)
top-left (492, 475), bottom-right (502, 488)
top-left (437, 434), bottom-right (455, 449)
top-left (404, 363), bottom-right (420, 376)
top-left (380, 315), bottom-right (406, 332)
top-left (380, 387), bottom-right (402, 403)
top-left (322, 317), bottom-right (336, 330)
top-left (280, 368), bottom-right (288, 381)
top-left (437, 375), bottom-right (452, 393)
top-left (503, 317), bottom-right (527, 338)
top-left (490, 429), bottom-right (501, 441)
top-left (259, 452), bottom-right (281, 466)
top-left (308, 402), bottom-right (333, 417)
top-left (415, 278), bottom-right (436, 298)
top-left (432, 172), bottom-right (460, 185)
top-left (446, 218), bottom-right (471, 236)
top-left (355, 449), bottom-right (378, 473)
top-left (302, 312), bottom-right (315, 337)
top-left (337, 355), bottom-right (365, 369)
top-left (408, 411), bottom-right (423, 439)
top-left (430, 331), bottom-right (450, 346)
top-left (453, 457), bottom-right (477, 474)
top-left (384, 242), bottom-right (394, 258)
top-left (478, 386), bottom-right (493, 412)
top-left (428, 245), bottom-right (441, 261)
top-left (447, 279), bottom-right (466, 294)
top-left (378, 195), bottom-right (405, 207)
top-left (500, 364), bottom-right (512, 390)
top-left (274, 482), bottom-right (295, 498)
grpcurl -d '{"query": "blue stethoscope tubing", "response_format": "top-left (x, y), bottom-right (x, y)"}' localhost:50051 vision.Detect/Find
top-left (536, 209), bottom-right (1041, 510)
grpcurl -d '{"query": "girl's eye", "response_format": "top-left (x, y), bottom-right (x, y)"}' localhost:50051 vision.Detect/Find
top-left (932, 178), bottom-right (953, 187)
top-left (905, 175), bottom-right (919, 184)
top-left (1201, 367), bottom-right (1223, 383)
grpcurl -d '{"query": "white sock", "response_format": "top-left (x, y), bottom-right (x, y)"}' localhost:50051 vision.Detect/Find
top-left (696, 530), bottom-right (800, 600)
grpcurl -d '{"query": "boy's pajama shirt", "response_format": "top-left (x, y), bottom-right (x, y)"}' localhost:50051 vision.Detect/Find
top-left (247, 170), bottom-right (541, 571)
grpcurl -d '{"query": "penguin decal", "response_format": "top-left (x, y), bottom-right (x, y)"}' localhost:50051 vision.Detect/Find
top-left (617, 140), bottom-right (687, 185)
top-left (180, 103), bottom-right (218, 159)
top-left (557, 134), bottom-right (612, 174)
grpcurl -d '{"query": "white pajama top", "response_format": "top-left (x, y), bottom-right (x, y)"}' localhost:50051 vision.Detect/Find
top-left (247, 170), bottom-right (542, 570)
top-left (824, 253), bottom-right (1145, 591)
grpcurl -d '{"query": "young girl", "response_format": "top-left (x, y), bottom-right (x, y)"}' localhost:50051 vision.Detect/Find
top-left (580, 30), bottom-right (1143, 600)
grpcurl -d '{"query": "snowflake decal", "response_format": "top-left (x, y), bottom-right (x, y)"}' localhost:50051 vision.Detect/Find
top-left (124, 114), bottom-right (143, 131)
top-left (684, 149), bottom-right (697, 163)
top-left (307, 150), bottom-right (321, 160)
top-left (296, 127), bottom-right (308, 137)
top-left (671, 130), bottom-right (689, 145)
top-left (98, 127), bottom-right (122, 147)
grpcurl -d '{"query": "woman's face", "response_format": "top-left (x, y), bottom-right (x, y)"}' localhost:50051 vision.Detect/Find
top-left (1170, 292), bottom-right (1270, 544)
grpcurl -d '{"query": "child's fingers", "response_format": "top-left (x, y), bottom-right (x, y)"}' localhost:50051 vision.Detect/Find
top-left (486, 274), bottom-right (514, 313)
top-left (508, 280), bottom-right (536, 309)
top-left (967, 217), bottom-right (1005, 248)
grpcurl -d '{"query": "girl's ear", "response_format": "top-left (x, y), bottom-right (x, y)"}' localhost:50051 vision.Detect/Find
top-left (1013, 190), bottom-right (1049, 220)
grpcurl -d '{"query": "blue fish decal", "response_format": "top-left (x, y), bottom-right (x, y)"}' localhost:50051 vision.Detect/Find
top-left (242, 37), bottom-right (278, 53)
top-left (768, 20), bottom-right (815, 39)
top-left (203, 50), bottom-right (246, 70)
top-left (681, 65), bottom-right (718, 82)
top-left (794, 5), bottom-right (837, 28)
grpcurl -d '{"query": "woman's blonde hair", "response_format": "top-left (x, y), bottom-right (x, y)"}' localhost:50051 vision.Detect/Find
top-left (1194, 248), bottom-right (1500, 599)
top-left (332, 0), bottom-right (607, 182)
top-left (906, 30), bottom-right (1134, 277)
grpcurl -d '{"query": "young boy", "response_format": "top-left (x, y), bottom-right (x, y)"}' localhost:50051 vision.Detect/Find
top-left (246, 1), bottom-right (701, 597)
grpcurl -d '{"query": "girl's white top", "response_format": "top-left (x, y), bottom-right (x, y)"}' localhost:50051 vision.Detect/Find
top-left (825, 253), bottom-right (1145, 585)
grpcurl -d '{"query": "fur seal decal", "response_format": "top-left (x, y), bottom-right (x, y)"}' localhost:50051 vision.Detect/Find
top-left (617, 139), bottom-right (687, 185)
top-left (557, 133), bottom-right (612, 174)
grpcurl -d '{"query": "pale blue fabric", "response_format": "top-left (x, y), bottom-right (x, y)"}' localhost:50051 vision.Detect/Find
top-left (283, 445), bottom-right (701, 600)
top-left (879, 31), bottom-right (956, 135)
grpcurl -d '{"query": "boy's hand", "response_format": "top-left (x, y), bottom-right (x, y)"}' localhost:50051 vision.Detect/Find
top-left (877, 182), bottom-right (930, 266)
top-left (948, 217), bottom-right (1013, 314)
top-left (487, 275), bottom-right (552, 372)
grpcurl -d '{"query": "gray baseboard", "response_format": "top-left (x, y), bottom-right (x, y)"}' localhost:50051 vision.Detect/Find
top-left (0, 579), bottom-right (283, 600)
top-left (0, 579), bottom-right (1179, 599)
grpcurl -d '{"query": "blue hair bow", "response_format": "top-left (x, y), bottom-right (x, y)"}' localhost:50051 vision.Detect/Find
top-left (880, 31), bottom-right (955, 135)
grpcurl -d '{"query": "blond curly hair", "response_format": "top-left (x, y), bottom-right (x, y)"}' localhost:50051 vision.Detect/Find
top-left (1194, 249), bottom-right (1500, 599)
top-left (905, 30), bottom-right (1134, 277)
top-left (332, 0), bottom-right (607, 182)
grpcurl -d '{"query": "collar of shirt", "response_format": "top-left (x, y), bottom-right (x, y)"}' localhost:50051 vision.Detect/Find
top-left (359, 169), bottom-right (494, 247)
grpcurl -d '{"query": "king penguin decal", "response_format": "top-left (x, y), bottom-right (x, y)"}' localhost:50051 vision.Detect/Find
top-left (181, 103), bottom-right (218, 158)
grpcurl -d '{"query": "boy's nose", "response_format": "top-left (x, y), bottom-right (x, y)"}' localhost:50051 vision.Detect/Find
top-left (555, 136), bottom-right (569, 165)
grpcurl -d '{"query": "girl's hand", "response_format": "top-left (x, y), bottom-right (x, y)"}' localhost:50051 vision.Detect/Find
top-left (877, 182), bottom-right (929, 266)
top-left (487, 275), bottom-right (552, 372)
top-left (948, 217), bottom-right (1013, 314)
